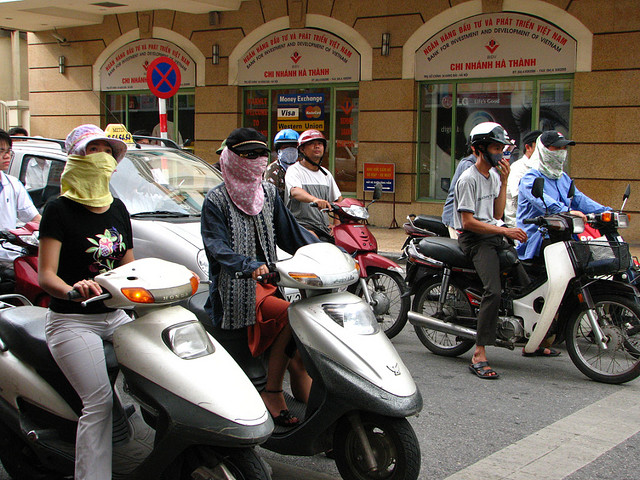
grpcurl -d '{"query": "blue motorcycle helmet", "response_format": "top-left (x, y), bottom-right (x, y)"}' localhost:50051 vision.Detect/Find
top-left (273, 129), bottom-right (300, 151)
top-left (273, 129), bottom-right (300, 170)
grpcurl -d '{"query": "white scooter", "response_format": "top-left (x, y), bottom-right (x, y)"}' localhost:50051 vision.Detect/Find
top-left (188, 243), bottom-right (423, 480)
top-left (0, 258), bottom-right (273, 479)
top-left (407, 177), bottom-right (640, 384)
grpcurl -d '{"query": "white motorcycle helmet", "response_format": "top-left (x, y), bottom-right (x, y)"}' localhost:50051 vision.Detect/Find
top-left (468, 122), bottom-right (511, 167)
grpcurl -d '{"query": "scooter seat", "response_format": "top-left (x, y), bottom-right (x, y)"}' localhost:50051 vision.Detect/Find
top-left (417, 237), bottom-right (472, 268)
top-left (413, 215), bottom-right (450, 237)
top-left (0, 306), bottom-right (120, 415)
top-left (416, 237), bottom-right (519, 271)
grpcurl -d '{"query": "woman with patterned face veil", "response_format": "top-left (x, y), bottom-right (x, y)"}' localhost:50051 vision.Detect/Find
top-left (38, 124), bottom-right (134, 480)
top-left (201, 127), bottom-right (317, 427)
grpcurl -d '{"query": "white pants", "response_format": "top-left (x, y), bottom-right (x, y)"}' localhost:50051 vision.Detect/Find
top-left (45, 309), bottom-right (132, 480)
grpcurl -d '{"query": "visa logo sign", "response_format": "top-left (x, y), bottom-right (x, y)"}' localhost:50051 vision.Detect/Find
top-left (277, 108), bottom-right (299, 119)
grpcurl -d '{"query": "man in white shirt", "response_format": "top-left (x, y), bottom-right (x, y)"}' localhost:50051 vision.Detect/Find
top-left (25, 157), bottom-right (51, 190)
top-left (285, 129), bottom-right (342, 242)
top-left (504, 130), bottom-right (542, 227)
top-left (0, 129), bottom-right (41, 268)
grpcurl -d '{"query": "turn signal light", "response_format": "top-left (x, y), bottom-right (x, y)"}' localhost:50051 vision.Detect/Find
top-left (190, 273), bottom-right (200, 295)
top-left (121, 287), bottom-right (155, 303)
top-left (289, 272), bottom-right (323, 287)
top-left (602, 211), bottom-right (612, 223)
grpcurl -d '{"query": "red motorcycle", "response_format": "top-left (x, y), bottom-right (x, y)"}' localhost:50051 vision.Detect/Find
top-left (0, 221), bottom-right (49, 307)
top-left (314, 185), bottom-right (410, 338)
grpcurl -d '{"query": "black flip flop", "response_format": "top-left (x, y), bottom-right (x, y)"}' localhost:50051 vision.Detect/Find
top-left (468, 361), bottom-right (500, 379)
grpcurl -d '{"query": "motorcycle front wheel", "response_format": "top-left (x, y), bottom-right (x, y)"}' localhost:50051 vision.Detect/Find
top-left (333, 413), bottom-right (421, 480)
top-left (351, 268), bottom-right (410, 339)
top-left (411, 277), bottom-right (476, 357)
top-left (565, 294), bottom-right (640, 384)
top-left (163, 446), bottom-right (271, 480)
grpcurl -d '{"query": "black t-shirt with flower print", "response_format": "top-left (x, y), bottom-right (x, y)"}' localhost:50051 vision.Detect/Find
top-left (40, 196), bottom-right (133, 314)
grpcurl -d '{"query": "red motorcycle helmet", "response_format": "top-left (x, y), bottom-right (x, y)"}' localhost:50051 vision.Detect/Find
top-left (297, 129), bottom-right (327, 150)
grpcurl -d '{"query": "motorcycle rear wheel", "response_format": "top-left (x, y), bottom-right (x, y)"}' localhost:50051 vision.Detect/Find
top-left (565, 294), bottom-right (640, 384)
top-left (163, 445), bottom-right (271, 480)
top-left (412, 277), bottom-right (475, 357)
top-left (351, 268), bottom-right (410, 339)
top-left (333, 413), bottom-right (421, 480)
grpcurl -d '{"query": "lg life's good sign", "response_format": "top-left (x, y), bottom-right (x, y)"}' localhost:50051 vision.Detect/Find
top-left (415, 12), bottom-right (576, 80)
top-left (238, 28), bottom-right (360, 85)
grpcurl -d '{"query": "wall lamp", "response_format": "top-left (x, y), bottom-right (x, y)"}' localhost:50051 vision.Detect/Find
top-left (58, 55), bottom-right (66, 74)
top-left (381, 33), bottom-right (390, 56)
top-left (212, 44), bottom-right (220, 65)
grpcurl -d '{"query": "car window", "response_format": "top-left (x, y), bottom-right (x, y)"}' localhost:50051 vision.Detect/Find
top-left (19, 156), bottom-right (65, 209)
top-left (110, 149), bottom-right (222, 216)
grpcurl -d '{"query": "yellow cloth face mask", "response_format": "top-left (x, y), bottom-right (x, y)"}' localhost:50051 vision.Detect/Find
top-left (61, 152), bottom-right (118, 207)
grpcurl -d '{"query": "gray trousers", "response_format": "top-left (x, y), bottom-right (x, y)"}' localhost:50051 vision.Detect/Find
top-left (45, 309), bottom-right (132, 480)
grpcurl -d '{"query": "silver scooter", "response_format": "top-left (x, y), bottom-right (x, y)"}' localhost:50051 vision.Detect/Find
top-left (191, 243), bottom-right (423, 480)
top-left (0, 258), bottom-right (273, 479)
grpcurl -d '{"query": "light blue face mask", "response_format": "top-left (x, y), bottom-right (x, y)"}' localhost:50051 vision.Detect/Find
top-left (278, 147), bottom-right (299, 170)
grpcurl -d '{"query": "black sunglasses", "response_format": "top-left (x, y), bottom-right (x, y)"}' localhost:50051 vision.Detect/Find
top-left (235, 149), bottom-right (269, 159)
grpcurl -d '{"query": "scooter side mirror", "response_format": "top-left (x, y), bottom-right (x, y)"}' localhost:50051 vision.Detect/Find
top-left (373, 182), bottom-right (383, 201)
top-left (621, 183), bottom-right (631, 211)
top-left (567, 180), bottom-right (575, 201)
top-left (531, 176), bottom-right (549, 215)
top-left (532, 177), bottom-right (545, 199)
top-left (441, 178), bottom-right (451, 193)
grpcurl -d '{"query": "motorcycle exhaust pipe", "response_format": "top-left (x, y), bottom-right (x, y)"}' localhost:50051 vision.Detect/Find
top-left (408, 311), bottom-right (477, 340)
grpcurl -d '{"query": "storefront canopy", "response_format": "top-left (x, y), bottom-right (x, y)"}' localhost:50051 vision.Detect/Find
top-left (0, 0), bottom-right (246, 32)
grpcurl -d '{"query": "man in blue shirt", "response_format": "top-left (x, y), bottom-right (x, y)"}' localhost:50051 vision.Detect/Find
top-left (516, 130), bottom-right (609, 260)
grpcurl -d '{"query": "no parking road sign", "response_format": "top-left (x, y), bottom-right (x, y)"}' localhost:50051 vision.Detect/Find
top-left (146, 56), bottom-right (181, 99)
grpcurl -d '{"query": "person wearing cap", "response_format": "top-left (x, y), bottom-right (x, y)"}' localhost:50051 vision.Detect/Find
top-left (503, 130), bottom-right (543, 227)
top-left (0, 128), bottom-right (41, 270)
top-left (201, 127), bottom-right (318, 427)
top-left (516, 130), bottom-right (611, 261)
top-left (38, 124), bottom-right (133, 480)
top-left (264, 128), bottom-right (299, 200)
top-left (285, 129), bottom-right (343, 242)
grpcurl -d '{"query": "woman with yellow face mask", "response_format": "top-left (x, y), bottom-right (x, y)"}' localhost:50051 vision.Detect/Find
top-left (38, 124), bottom-right (133, 480)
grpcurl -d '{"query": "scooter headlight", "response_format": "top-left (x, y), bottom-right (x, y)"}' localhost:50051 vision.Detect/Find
top-left (342, 205), bottom-right (369, 220)
top-left (617, 213), bottom-right (630, 229)
top-left (197, 249), bottom-right (209, 276)
top-left (322, 302), bottom-right (380, 335)
top-left (162, 321), bottom-right (215, 359)
top-left (571, 216), bottom-right (585, 234)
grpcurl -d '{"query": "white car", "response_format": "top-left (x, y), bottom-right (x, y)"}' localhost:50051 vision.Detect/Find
top-left (8, 137), bottom-right (222, 283)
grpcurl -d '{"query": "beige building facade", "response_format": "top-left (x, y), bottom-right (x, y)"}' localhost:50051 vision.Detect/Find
top-left (25, 0), bottom-right (640, 239)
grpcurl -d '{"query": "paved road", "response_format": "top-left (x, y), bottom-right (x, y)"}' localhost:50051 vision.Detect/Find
top-left (261, 323), bottom-right (640, 480)
top-left (1, 250), bottom-right (638, 479)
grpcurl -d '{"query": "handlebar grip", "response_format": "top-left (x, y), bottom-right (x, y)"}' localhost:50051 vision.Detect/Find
top-left (256, 272), bottom-right (280, 285)
top-left (522, 217), bottom-right (541, 225)
top-left (309, 202), bottom-right (317, 208)
top-left (67, 289), bottom-right (82, 300)
top-left (235, 271), bottom-right (253, 279)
